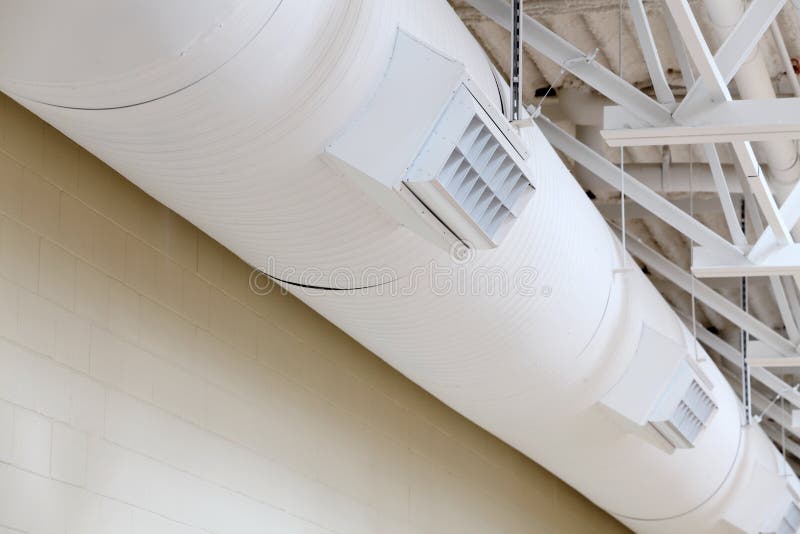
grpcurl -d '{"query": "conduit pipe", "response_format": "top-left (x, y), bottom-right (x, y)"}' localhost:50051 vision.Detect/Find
top-left (702, 0), bottom-right (800, 199)
top-left (0, 1), bottom-right (797, 531)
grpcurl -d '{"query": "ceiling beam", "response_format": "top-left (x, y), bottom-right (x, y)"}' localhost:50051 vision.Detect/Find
top-left (692, 244), bottom-right (800, 278)
top-left (463, 0), bottom-right (673, 125)
top-left (663, 6), bottom-right (747, 247)
top-left (750, 180), bottom-right (800, 259)
top-left (536, 115), bottom-right (744, 257)
top-left (626, 0), bottom-right (674, 105)
top-left (623, 230), bottom-right (799, 357)
top-left (673, 0), bottom-right (788, 120)
top-left (685, 314), bottom-right (800, 409)
top-left (602, 99), bottom-right (800, 146)
top-left (749, 357), bottom-right (800, 367)
top-left (703, 144), bottom-right (748, 247)
top-left (736, 340), bottom-right (800, 367)
top-left (664, 0), bottom-right (794, 246)
top-left (663, 0), bottom-right (728, 100)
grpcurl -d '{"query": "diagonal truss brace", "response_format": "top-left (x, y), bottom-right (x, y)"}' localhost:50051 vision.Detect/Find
top-left (626, 0), bottom-right (674, 105)
top-left (662, 6), bottom-right (747, 248)
top-left (463, 0), bottom-right (674, 125)
top-left (662, 0), bottom-right (793, 245)
top-left (684, 314), bottom-right (800, 409)
top-left (536, 115), bottom-right (743, 256)
top-left (623, 230), bottom-right (798, 357)
top-left (674, 0), bottom-right (789, 120)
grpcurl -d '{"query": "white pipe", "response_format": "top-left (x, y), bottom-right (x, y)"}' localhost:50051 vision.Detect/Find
top-left (702, 0), bottom-right (800, 198)
top-left (0, 2), bottom-right (796, 531)
top-left (770, 22), bottom-right (800, 98)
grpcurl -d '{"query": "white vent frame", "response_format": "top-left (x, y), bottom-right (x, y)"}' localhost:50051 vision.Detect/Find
top-left (600, 325), bottom-right (717, 451)
top-left (776, 501), bottom-right (800, 534)
top-left (650, 372), bottom-right (717, 449)
top-left (324, 30), bottom-right (535, 251)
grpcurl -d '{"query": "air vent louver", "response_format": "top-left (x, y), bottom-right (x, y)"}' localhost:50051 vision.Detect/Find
top-left (652, 377), bottom-right (717, 449)
top-left (404, 89), bottom-right (534, 249)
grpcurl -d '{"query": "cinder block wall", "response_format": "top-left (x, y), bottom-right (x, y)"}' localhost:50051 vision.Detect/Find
top-left (0, 93), bottom-right (626, 534)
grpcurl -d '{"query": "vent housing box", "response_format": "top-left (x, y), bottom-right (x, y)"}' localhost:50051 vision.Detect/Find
top-left (600, 325), bottom-right (716, 450)
top-left (650, 370), bottom-right (717, 449)
top-left (325, 30), bottom-right (535, 251)
top-left (777, 501), bottom-right (800, 534)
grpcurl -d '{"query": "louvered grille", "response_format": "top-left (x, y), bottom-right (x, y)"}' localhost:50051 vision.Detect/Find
top-left (667, 380), bottom-right (716, 445)
top-left (652, 377), bottom-right (716, 449)
top-left (431, 115), bottom-right (532, 243)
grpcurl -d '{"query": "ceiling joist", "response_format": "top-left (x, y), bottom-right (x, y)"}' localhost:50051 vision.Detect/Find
top-left (602, 98), bottom-right (800, 146)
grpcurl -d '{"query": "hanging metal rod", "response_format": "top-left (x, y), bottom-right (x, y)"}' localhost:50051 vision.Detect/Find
top-left (509, 0), bottom-right (523, 121)
top-left (463, 0), bottom-right (673, 125)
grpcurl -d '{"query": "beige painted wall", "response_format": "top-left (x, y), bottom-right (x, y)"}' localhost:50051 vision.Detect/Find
top-left (0, 93), bottom-right (626, 534)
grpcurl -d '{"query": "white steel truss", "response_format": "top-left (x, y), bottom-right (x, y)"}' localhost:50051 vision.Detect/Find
top-left (464, 0), bottom-right (800, 457)
top-left (602, 99), bottom-right (800, 146)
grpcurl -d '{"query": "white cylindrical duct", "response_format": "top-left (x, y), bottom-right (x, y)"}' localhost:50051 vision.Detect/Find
top-left (0, 1), bottom-right (797, 531)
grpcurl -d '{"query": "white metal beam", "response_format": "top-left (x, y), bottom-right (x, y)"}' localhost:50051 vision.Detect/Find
top-left (749, 357), bottom-right (800, 367)
top-left (738, 176), bottom-right (800, 342)
top-left (664, 0), bottom-right (728, 97)
top-left (664, 8), bottom-right (696, 88)
top-left (692, 244), bottom-right (800, 277)
top-left (617, 162), bottom-right (745, 193)
top-left (664, 0), bottom-right (794, 246)
top-left (740, 340), bottom-right (800, 367)
top-left (627, 0), bottom-right (674, 104)
top-left (685, 315), bottom-right (800, 409)
top-left (536, 116), bottom-right (743, 256)
top-left (704, 144), bottom-right (748, 247)
top-left (674, 0), bottom-right (788, 120)
top-left (602, 98), bottom-right (800, 146)
top-left (663, 6), bottom-right (747, 247)
top-left (662, 0), bottom-right (798, 271)
top-left (463, 0), bottom-right (673, 125)
top-left (750, 180), bottom-right (800, 259)
top-left (747, 170), bottom-right (794, 245)
top-left (623, 230), bottom-right (798, 356)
